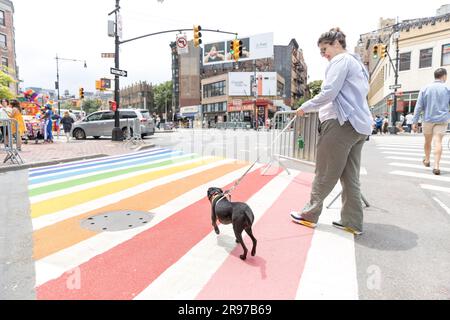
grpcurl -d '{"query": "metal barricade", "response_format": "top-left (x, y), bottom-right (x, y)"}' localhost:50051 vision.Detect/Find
top-left (1, 118), bottom-right (24, 165)
top-left (124, 118), bottom-right (144, 148)
top-left (266, 111), bottom-right (319, 170)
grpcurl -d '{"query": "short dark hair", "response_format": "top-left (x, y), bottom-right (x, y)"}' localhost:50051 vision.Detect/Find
top-left (318, 27), bottom-right (346, 49)
top-left (10, 99), bottom-right (21, 111)
top-left (434, 68), bottom-right (447, 79)
top-left (1, 98), bottom-right (9, 104)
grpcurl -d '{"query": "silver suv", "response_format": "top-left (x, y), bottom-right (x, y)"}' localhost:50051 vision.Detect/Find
top-left (72, 109), bottom-right (155, 140)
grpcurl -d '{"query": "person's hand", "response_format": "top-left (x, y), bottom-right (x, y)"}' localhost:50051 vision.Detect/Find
top-left (296, 108), bottom-right (305, 117)
top-left (412, 123), bottom-right (418, 133)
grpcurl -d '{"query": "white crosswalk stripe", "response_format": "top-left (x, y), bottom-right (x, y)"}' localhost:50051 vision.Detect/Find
top-left (375, 136), bottom-right (450, 210)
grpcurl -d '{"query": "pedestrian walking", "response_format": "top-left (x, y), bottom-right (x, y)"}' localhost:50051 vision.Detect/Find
top-left (405, 112), bottom-right (414, 133)
top-left (412, 68), bottom-right (450, 175)
top-left (43, 105), bottom-right (54, 143)
top-left (0, 99), bottom-right (11, 144)
top-left (156, 115), bottom-right (161, 130)
top-left (374, 115), bottom-right (383, 135)
top-left (291, 27), bottom-right (372, 235)
top-left (382, 115), bottom-right (389, 134)
top-left (9, 100), bottom-right (26, 151)
top-left (60, 111), bottom-right (74, 142)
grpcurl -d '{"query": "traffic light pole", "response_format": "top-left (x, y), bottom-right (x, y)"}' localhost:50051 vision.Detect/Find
top-left (111, 0), bottom-right (123, 141)
top-left (392, 30), bottom-right (400, 129)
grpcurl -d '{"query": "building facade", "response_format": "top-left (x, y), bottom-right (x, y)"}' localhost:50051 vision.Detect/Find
top-left (0, 0), bottom-right (18, 95)
top-left (357, 12), bottom-right (450, 123)
top-left (171, 36), bottom-right (308, 127)
top-left (120, 81), bottom-right (154, 112)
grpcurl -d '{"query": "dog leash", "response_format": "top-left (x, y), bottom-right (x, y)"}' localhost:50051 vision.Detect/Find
top-left (223, 115), bottom-right (298, 200)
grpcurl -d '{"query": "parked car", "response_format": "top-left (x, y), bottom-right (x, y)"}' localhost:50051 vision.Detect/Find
top-left (71, 109), bottom-right (155, 140)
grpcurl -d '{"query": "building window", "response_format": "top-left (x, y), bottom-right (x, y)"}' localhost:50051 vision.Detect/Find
top-left (0, 11), bottom-right (4, 26)
top-left (1, 57), bottom-right (7, 68)
top-left (0, 34), bottom-right (6, 48)
top-left (419, 48), bottom-right (433, 68)
top-left (202, 80), bottom-right (226, 98)
top-left (442, 44), bottom-right (450, 66)
top-left (399, 52), bottom-right (411, 71)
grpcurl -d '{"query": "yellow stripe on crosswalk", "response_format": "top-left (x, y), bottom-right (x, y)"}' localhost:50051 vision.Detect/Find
top-left (31, 157), bottom-right (221, 219)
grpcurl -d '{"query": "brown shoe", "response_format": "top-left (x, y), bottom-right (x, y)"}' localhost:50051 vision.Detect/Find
top-left (423, 159), bottom-right (430, 167)
top-left (433, 169), bottom-right (440, 175)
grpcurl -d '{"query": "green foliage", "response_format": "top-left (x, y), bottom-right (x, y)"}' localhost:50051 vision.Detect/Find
top-left (81, 99), bottom-right (103, 115)
top-left (0, 69), bottom-right (15, 100)
top-left (308, 80), bottom-right (323, 98)
top-left (294, 96), bottom-right (309, 109)
top-left (153, 81), bottom-right (172, 114)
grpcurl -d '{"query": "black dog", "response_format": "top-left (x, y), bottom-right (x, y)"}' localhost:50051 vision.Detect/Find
top-left (207, 187), bottom-right (257, 260)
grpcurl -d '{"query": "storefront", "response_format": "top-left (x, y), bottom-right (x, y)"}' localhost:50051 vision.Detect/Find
top-left (227, 98), bottom-right (277, 128)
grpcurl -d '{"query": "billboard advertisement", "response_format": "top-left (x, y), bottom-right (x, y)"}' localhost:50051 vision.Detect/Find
top-left (228, 72), bottom-right (278, 97)
top-left (203, 33), bottom-right (273, 65)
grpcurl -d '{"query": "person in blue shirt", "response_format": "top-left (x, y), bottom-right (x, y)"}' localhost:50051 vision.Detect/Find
top-left (374, 115), bottom-right (383, 134)
top-left (412, 68), bottom-right (449, 175)
top-left (291, 27), bottom-right (372, 236)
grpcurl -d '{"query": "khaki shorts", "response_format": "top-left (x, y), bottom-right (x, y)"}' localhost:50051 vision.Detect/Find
top-left (422, 122), bottom-right (448, 135)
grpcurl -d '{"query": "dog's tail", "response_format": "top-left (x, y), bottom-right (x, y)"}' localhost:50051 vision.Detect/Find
top-left (244, 207), bottom-right (255, 227)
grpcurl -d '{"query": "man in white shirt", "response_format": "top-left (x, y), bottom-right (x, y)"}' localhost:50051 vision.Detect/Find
top-left (405, 112), bottom-right (414, 133)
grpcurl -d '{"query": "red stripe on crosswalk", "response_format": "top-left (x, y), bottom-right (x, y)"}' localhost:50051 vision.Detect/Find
top-left (196, 172), bottom-right (314, 300)
top-left (37, 167), bottom-right (282, 300)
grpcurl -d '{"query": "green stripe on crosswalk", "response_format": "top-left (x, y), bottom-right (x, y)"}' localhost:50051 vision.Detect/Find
top-left (29, 154), bottom-right (198, 197)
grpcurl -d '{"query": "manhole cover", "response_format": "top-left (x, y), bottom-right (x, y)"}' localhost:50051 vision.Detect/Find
top-left (80, 211), bottom-right (154, 232)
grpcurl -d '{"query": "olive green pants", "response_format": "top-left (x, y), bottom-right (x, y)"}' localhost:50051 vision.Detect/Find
top-left (300, 119), bottom-right (368, 232)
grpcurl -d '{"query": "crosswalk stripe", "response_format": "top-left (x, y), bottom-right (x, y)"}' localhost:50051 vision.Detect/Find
top-left (29, 149), bottom-right (179, 186)
top-left (34, 162), bottom-right (258, 287)
top-left (420, 184), bottom-right (450, 194)
top-left (296, 184), bottom-right (358, 300)
top-left (36, 166), bottom-right (282, 300)
top-left (433, 197), bottom-right (450, 215)
top-left (382, 151), bottom-right (450, 159)
top-left (389, 163), bottom-right (450, 173)
top-left (136, 169), bottom-right (302, 300)
top-left (390, 171), bottom-right (450, 182)
top-left (385, 157), bottom-right (450, 165)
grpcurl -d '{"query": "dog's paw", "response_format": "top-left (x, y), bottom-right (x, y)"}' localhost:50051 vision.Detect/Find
top-left (214, 227), bottom-right (220, 235)
top-left (235, 239), bottom-right (240, 243)
top-left (240, 254), bottom-right (247, 260)
top-left (251, 249), bottom-right (256, 256)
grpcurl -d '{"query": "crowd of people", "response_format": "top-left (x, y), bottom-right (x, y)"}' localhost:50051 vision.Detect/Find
top-left (0, 98), bottom-right (79, 150)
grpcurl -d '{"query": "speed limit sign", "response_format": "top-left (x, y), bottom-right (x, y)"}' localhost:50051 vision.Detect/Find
top-left (176, 34), bottom-right (189, 54)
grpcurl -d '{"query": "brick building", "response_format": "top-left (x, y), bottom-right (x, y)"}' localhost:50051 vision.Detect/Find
top-left (0, 0), bottom-right (18, 95)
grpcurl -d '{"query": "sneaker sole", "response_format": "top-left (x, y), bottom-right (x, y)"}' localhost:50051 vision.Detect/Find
top-left (332, 223), bottom-right (362, 235)
top-left (291, 217), bottom-right (317, 228)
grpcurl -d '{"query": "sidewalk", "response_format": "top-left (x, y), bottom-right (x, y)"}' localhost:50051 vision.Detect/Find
top-left (0, 136), bottom-right (155, 172)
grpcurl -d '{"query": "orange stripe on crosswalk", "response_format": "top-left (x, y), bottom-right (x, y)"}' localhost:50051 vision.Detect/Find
top-left (33, 162), bottom-right (247, 261)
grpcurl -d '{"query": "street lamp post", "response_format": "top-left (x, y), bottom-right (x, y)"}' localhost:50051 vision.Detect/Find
top-left (55, 54), bottom-right (87, 115)
top-left (110, 0), bottom-right (123, 141)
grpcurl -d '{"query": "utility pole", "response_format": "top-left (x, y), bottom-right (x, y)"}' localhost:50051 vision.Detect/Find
top-left (392, 26), bottom-right (400, 129)
top-left (111, 0), bottom-right (123, 141)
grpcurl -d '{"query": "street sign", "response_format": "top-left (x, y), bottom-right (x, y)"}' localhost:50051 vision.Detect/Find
top-left (102, 53), bottom-right (115, 58)
top-left (176, 34), bottom-right (188, 54)
top-left (110, 67), bottom-right (127, 77)
top-left (389, 84), bottom-right (402, 90)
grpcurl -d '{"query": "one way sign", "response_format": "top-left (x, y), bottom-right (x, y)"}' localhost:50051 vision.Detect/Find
top-left (110, 67), bottom-right (128, 77)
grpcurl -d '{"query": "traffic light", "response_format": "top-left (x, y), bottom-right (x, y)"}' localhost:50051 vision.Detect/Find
top-left (79, 87), bottom-right (84, 99)
top-left (193, 25), bottom-right (202, 47)
top-left (372, 45), bottom-right (379, 59)
top-left (380, 44), bottom-right (388, 58)
top-left (233, 39), bottom-right (243, 61)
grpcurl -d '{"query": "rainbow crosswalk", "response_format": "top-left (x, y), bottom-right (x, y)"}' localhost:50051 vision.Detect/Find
top-left (30, 147), bottom-right (359, 300)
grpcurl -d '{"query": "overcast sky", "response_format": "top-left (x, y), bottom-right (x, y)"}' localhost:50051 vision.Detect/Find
top-left (14, 0), bottom-right (447, 95)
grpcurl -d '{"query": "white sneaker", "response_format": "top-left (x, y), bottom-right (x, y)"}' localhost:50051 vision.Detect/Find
top-left (290, 211), bottom-right (317, 228)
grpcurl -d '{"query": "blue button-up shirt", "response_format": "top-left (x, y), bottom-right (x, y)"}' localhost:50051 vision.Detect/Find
top-left (300, 52), bottom-right (373, 136)
top-left (413, 80), bottom-right (450, 124)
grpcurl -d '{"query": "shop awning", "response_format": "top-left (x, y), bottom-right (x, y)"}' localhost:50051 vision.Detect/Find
top-left (180, 112), bottom-right (198, 118)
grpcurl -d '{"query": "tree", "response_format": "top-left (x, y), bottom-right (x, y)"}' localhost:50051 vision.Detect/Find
top-left (308, 80), bottom-right (323, 98)
top-left (0, 69), bottom-right (15, 100)
top-left (81, 99), bottom-right (102, 115)
top-left (153, 81), bottom-right (172, 118)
